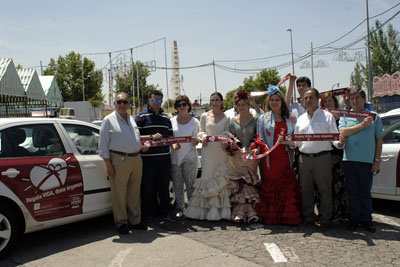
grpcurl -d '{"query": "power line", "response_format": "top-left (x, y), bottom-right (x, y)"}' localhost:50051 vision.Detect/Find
top-left (314, 3), bottom-right (400, 50)
top-left (215, 53), bottom-right (292, 63)
top-left (81, 37), bottom-right (166, 56)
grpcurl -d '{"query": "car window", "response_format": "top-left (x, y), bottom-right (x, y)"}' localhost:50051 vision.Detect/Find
top-left (383, 122), bottom-right (400, 143)
top-left (382, 115), bottom-right (400, 131)
top-left (63, 124), bottom-right (99, 155)
top-left (0, 124), bottom-right (66, 158)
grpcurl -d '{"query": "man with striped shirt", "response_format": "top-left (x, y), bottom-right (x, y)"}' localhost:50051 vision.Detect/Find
top-left (135, 90), bottom-right (174, 225)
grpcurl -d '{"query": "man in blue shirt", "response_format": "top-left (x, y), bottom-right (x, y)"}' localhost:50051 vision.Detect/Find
top-left (339, 88), bottom-right (383, 233)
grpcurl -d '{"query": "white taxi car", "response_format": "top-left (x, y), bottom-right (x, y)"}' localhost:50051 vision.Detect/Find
top-left (372, 108), bottom-right (400, 201)
top-left (0, 118), bottom-right (111, 258)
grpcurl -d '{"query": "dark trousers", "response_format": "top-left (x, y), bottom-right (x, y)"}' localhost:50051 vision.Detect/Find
top-left (141, 156), bottom-right (172, 219)
top-left (298, 152), bottom-right (333, 223)
top-left (343, 161), bottom-right (373, 223)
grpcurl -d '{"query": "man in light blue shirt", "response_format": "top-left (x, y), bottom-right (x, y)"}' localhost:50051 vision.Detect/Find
top-left (99, 92), bottom-right (148, 234)
top-left (339, 88), bottom-right (383, 233)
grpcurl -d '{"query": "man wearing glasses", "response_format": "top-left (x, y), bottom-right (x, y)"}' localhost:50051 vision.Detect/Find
top-left (135, 90), bottom-right (175, 226)
top-left (99, 92), bottom-right (148, 235)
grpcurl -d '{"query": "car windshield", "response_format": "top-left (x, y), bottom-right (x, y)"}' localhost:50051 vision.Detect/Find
top-left (382, 115), bottom-right (400, 131)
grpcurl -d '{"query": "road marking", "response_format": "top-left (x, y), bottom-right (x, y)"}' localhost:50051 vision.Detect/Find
top-left (373, 214), bottom-right (400, 228)
top-left (281, 247), bottom-right (300, 262)
top-left (108, 248), bottom-right (133, 267)
top-left (264, 242), bottom-right (288, 263)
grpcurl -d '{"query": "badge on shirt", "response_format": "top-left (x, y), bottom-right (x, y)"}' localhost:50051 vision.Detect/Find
top-left (266, 130), bottom-right (271, 136)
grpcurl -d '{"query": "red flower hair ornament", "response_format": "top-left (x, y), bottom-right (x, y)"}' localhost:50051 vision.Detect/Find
top-left (235, 90), bottom-right (249, 100)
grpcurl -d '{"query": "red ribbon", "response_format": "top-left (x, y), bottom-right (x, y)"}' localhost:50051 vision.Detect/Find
top-left (276, 73), bottom-right (291, 87)
top-left (242, 139), bottom-right (280, 160)
top-left (331, 87), bottom-right (349, 96)
top-left (141, 136), bottom-right (194, 147)
top-left (242, 128), bottom-right (285, 160)
top-left (204, 135), bottom-right (243, 150)
top-left (321, 107), bottom-right (376, 120)
top-left (250, 73), bottom-right (291, 97)
top-left (283, 133), bottom-right (339, 141)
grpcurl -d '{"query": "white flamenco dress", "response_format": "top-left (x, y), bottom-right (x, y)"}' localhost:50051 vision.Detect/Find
top-left (184, 112), bottom-right (232, 220)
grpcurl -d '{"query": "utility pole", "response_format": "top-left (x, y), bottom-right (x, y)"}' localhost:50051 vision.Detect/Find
top-left (366, 0), bottom-right (373, 101)
top-left (109, 52), bottom-right (113, 107)
top-left (136, 62), bottom-right (140, 110)
top-left (82, 56), bottom-right (85, 101)
top-left (287, 28), bottom-right (296, 100)
top-left (164, 38), bottom-right (170, 111)
top-left (311, 42), bottom-right (315, 87)
top-left (130, 48), bottom-right (135, 115)
top-left (213, 60), bottom-right (217, 92)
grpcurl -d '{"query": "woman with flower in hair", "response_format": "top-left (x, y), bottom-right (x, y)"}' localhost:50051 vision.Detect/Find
top-left (226, 90), bottom-right (261, 223)
top-left (254, 86), bottom-right (302, 225)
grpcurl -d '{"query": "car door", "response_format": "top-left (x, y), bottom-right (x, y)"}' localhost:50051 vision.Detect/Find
top-left (372, 122), bottom-right (400, 197)
top-left (60, 123), bottom-right (111, 213)
top-left (0, 123), bottom-right (84, 221)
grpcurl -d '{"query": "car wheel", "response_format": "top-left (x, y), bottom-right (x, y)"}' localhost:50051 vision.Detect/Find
top-left (0, 205), bottom-right (21, 259)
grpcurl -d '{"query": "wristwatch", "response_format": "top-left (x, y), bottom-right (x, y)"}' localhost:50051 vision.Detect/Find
top-left (375, 158), bottom-right (381, 163)
top-left (149, 135), bottom-right (153, 140)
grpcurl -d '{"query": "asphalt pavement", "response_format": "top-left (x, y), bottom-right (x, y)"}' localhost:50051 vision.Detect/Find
top-left (1, 199), bottom-right (399, 267)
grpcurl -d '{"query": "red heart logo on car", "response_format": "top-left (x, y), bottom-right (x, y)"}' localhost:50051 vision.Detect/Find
top-left (30, 158), bottom-right (68, 191)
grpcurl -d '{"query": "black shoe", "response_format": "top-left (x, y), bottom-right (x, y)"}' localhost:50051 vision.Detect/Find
top-left (299, 220), bottom-right (315, 226)
top-left (362, 221), bottom-right (376, 233)
top-left (129, 223), bottom-right (148, 231)
top-left (348, 221), bottom-right (359, 231)
top-left (162, 212), bottom-right (177, 221)
top-left (142, 217), bottom-right (153, 226)
top-left (318, 221), bottom-right (332, 230)
top-left (117, 223), bottom-right (129, 235)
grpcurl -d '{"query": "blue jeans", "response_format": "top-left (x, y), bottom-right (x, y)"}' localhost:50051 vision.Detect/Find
top-left (343, 161), bottom-right (373, 223)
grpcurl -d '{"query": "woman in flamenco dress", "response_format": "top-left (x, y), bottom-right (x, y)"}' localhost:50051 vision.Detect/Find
top-left (226, 90), bottom-right (261, 223)
top-left (184, 92), bottom-right (232, 221)
top-left (253, 86), bottom-right (302, 225)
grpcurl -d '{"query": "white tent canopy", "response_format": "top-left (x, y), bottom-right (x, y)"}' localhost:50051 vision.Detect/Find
top-left (0, 58), bottom-right (25, 97)
top-left (18, 68), bottom-right (46, 100)
top-left (39, 75), bottom-right (63, 104)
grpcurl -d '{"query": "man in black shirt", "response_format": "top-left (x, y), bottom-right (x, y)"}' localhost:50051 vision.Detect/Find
top-left (135, 90), bottom-right (174, 225)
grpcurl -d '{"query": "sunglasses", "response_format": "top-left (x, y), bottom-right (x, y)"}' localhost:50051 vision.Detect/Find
top-left (116, 100), bottom-right (129, 105)
top-left (151, 98), bottom-right (163, 104)
top-left (176, 102), bottom-right (187, 108)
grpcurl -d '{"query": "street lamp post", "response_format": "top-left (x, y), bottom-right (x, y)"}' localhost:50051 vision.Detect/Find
top-left (287, 29), bottom-right (296, 100)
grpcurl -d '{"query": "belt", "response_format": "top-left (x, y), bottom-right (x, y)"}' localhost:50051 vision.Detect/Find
top-left (300, 150), bottom-right (331, 158)
top-left (110, 150), bottom-right (140, 157)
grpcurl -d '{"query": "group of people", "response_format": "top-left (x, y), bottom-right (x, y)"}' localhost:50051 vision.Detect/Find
top-left (99, 74), bottom-right (383, 235)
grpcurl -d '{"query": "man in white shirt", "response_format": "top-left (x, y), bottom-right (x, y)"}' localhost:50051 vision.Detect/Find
top-left (225, 90), bottom-right (263, 118)
top-left (283, 88), bottom-right (345, 228)
top-left (99, 92), bottom-right (148, 234)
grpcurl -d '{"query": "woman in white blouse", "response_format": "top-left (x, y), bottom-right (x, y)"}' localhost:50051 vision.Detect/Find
top-left (171, 95), bottom-right (200, 218)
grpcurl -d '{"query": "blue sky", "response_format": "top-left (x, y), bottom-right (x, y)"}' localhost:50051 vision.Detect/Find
top-left (1, 0), bottom-right (399, 104)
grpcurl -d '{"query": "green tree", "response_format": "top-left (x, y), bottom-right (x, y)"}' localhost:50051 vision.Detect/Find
top-left (224, 69), bottom-right (285, 110)
top-left (44, 51), bottom-right (104, 102)
top-left (114, 61), bottom-right (159, 109)
top-left (350, 21), bottom-right (400, 90)
top-left (350, 62), bottom-right (365, 89)
top-left (163, 99), bottom-right (175, 110)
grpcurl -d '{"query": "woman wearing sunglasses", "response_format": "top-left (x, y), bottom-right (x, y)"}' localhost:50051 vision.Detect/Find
top-left (185, 92), bottom-right (232, 221)
top-left (170, 96), bottom-right (200, 218)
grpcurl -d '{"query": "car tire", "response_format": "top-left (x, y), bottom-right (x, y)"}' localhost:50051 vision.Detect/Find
top-left (0, 205), bottom-right (22, 259)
